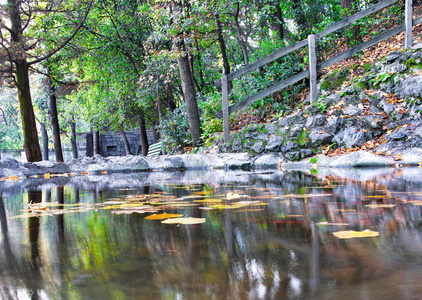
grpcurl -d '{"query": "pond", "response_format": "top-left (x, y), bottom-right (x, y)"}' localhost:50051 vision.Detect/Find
top-left (1, 167), bottom-right (422, 299)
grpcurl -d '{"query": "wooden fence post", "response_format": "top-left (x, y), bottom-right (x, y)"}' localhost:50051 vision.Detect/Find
top-left (308, 34), bottom-right (317, 103)
top-left (405, 0), bottom-right (413, 48)
top-left (222, 75), bottom-right (230, 142)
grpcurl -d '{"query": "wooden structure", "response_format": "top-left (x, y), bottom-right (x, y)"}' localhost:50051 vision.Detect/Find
top-left (218, 0), bottom-right (422, 142)
top-left (147, 142), bottom-right (164, 156)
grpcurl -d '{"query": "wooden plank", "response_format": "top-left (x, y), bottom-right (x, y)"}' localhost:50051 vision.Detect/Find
top-left (405, 0), bottom-right (413, 48)
top-left (216, 70), bottom-right (309, 118)
top-left (317, 23), bottom-right (405, 71)
top-left (222, 75), bottom-right (230, 142)
top-left (414, 16), bottom-right (422, 25)
top-left (308, 34), bottom-right (317, 103)
top-left (214, 39), bottom-right (307, 86)
top-left (316, 0), bottom-right (398, 39)
top-left (147, 142), bottom-right (163, 156)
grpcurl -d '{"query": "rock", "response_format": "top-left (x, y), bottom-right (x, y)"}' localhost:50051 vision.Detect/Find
top-left (395, 75), bottom-right (422, 99)
top-left (253, 153), bottom-right (283, 169)
top-left (309, 128), bottom-right (333, 145)
top-left (333, 127), bottom-right (368, 149)
top-left (385, 50), bottom-right (402, 62)
top-left (265, 135), bottom-right (284, 151)
top-left (324, 93), bottom-right (341, 107)
top-left (361, 115), bottom-right (383, 129)
top-left (411, 43), bottom-right (422, 50)
top-left (383, 62), bottom-right (407, 74)
top-left (300, 148), bottom-right (313, 159)
top-left (389, 131), bottom-right (406, 140)
top-left (289, 124), bottom-right (304, 137)
top-left (282, 141), bottom-right (298, 152)
top-left (317, 150), bottom-right (391, 167)
top-left (325, 116), bottom-right (342, 134)
top-left (305, 114), bottom-right (327, 128)
top-left (378, 100), bottom-right (395, 115)
top-left (284, 151), bottom-right (300, 161)
top-left (344, 105), bottom-right (363, 117)
top-left (251, 140), bottom-right (266, 154)
top-left (265, 123), bottom-right (278, 134)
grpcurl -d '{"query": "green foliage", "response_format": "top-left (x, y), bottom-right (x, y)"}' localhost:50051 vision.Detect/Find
top-left (160, 104), bottom-right (191, 154)
top-left (320, 68), bottom-right (349, 90)
top-left (309, 157), bottom-right (318, 164)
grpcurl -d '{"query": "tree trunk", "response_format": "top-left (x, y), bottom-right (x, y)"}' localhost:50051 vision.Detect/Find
top-left (214, 13), bottom-right (233, 92)
top-left (70, 117), bottom-right (78, 159)
top-left (46, 68), bottom-right (64, 162)
top-left (40, 122), bottom-right (49, 161)
top-left (120, 130), bottom-right (132, 155)
top-left (8, 0), bottom-right (42, 162)
top-left (233, 5), bottom-right (250, 65)
top-left (175, 41), bottom-right (202, 147)
top-left (86, 132), bottom-right (93, 157)
top-left (272, 4), bottom-right (285, 40)
top-left (92, 129), bottom-right (100, 155)
top-left (139, 115), bottom-right (149, 156)
top-left (152, 122), bottom-right (159, 143)
top-left (341, 0), bottom-right (361, 48)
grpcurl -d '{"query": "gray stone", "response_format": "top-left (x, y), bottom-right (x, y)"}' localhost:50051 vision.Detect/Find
top-left (281, 111), bottom-right (305, 127)
top-left (317, 150), bottom-right (391, 167)
top-left (361, 115), bottom-right (383, 130)
top-left (265, 123), bottom-right (278, 134)
top-left (378, 100), bottom-right (395, 115)
top-left (344, 105), bottom-right (363, 117)
top-left (289, 124), bottom-right (304, 137)
top-left (395, 75), bottom-right (422, 99)
top-left (309, 128), bottom-right (333, 145)
top-left (284, 151), bottom-right (300, 161)
top-left (333, 127), bottom-right (368, 149)
top-left (305, 114), bottom-right (327, 128)
top-left (325, 116), bottom-right (342, 134)
top-left (385, 51), bottom-right (402, 62)
top-left (383, 62), bottom-right (407, 74)
top-left (300, 148), bottom-right (313, 159)
top-left (251, 140), bottom-right (266, 154)
top-left (265, 135), bottom-right (284, 151)
top-left (389, 132), bottom-right (406, 140)
top-left (324, 93), bottom-right (341, 107)
top-left (282, 141), bottom-right (298, 152)
top-left (411, 43), bottom-right (422, 50)
top-left (253, 153), bottom-right (283, 169)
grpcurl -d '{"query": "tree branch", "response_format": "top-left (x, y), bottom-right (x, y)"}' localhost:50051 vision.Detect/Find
top-left (28, 0), bottom-right (94, 65)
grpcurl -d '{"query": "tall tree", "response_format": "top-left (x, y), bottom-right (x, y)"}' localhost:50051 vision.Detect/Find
top-left (0, 0), bottom-right (92, 162)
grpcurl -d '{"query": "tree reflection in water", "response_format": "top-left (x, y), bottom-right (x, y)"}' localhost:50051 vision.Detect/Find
top-left (0, 169), bottom-right (422, 298)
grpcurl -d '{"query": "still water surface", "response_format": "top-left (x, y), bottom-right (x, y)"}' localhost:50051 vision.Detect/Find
top-left (1, 168), bottom-right (422, 299)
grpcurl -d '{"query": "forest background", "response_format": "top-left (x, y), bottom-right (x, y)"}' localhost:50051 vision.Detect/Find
top-left (0, 0), bottom-right (416, 162)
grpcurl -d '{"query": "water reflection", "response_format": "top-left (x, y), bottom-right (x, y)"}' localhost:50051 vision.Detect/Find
top-left (1, 168), bottom-right (422, 299)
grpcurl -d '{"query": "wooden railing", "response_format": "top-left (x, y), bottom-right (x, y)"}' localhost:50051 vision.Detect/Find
top-left (218, 0), bottom-right (422, 142)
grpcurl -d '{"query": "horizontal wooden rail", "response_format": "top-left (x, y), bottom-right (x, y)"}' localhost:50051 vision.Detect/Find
top-left (215, 40), bottom-right (308, 86)
top-left (315, 0), bottom-right (397, 39)
top-left (216, 70), bottom-right (309, 118)
top-left (317, 23), bottom-right (405, 71)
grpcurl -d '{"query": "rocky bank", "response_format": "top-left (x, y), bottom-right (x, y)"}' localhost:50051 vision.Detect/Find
top-left (2, 44), bottom-right (422, 178)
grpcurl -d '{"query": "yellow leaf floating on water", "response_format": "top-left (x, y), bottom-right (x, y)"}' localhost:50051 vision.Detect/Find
top-left (145, 213), bottom-right (183, 220)
top-left (193, 199), bottom-right (223, 203)
top-left (333, 229), bottom-right (379, 239)
top-left (365, 204), bottom-right (396, 208)
top-left (226, 193), bottom-right (247, 200)
top-left (161, 217), bottom-right (206, 225)
top-left (317, 222), bottom-right (350, 226)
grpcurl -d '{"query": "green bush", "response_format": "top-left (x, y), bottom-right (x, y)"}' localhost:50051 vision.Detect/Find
top-left (160, 104), bottom-right (191, 154)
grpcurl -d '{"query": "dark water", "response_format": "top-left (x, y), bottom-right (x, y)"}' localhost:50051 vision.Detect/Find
top-left (2, 168), bottom-right (422, 299)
